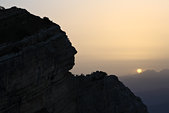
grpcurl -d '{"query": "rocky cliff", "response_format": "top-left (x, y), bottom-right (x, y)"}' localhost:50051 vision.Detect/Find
top-left (0, 7), bottom-right (149, 113)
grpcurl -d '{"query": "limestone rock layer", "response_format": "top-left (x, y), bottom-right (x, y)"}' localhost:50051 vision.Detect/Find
top-left (0, 7), bottom-right (149, 113)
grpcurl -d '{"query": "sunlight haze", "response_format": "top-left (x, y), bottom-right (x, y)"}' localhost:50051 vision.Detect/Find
top-left (2, 0), bottom-right (169, 75)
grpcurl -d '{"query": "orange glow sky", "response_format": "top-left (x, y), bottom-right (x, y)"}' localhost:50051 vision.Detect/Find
top-left (2, 0), bottom-right (169, 75)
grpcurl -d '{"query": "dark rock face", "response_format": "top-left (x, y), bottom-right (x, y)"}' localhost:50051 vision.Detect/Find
top-left (0, 7), bottom-right (149, 113)
top-left (76, 72), bottom-right (148, 113)
top-left (0, 7), bottom-right (56, 44)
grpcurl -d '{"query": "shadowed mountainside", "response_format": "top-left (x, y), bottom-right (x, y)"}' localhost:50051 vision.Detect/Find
top-left (0, 7), bottom-right (149, 113)
top-left (120, 69), bottom-right (169, 113)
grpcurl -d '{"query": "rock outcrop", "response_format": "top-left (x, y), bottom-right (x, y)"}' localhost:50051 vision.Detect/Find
top-left (0, 7), bottom-right (149, 113)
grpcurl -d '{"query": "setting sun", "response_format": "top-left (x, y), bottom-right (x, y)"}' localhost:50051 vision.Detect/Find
top-left (137, 68), bottom-right (143, 74)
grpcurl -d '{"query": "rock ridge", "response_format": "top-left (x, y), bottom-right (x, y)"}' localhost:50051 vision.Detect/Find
top-left (0, 7), bottom-right (149, 113)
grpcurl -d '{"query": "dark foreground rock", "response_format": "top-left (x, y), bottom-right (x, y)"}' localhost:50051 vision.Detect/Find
top-left (0, 7), bottom-right (149, 113)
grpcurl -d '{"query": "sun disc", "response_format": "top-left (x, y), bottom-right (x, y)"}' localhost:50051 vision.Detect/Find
top-left (137, 68), bottom-right (142, 74)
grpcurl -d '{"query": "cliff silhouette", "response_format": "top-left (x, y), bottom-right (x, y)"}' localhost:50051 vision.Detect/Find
top-left (0, 7), bottom-right (149, 113)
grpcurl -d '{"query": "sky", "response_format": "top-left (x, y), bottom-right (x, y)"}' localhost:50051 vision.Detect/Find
top-left (1, 0), bottom-right (169, 76)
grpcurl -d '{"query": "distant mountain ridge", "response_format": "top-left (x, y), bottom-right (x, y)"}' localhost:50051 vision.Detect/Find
top-left (120, 69), bottom-right (169, 113)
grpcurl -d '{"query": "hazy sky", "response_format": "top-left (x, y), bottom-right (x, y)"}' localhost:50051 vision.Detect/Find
top-left (1, 0), bottom-right (169, 76)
